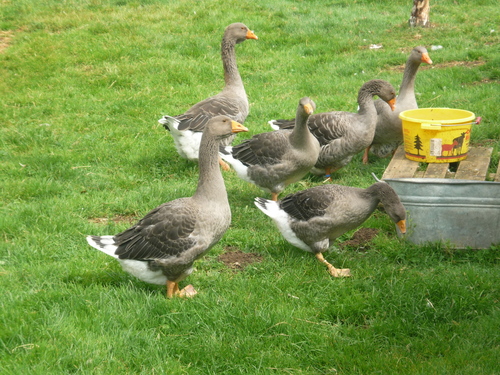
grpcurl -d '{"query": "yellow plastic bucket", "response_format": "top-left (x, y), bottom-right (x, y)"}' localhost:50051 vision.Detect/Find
top-left (400, 108), bottom-right (476, 163)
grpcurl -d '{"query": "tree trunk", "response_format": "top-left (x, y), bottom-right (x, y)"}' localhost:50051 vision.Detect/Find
top-left (409, 0), bottom-right (430, 27)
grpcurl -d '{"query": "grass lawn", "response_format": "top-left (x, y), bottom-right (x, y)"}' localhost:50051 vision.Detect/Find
top-left (1, 0), bottom-right (499, 374)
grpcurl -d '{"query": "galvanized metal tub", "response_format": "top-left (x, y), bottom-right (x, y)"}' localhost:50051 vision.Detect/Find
top-left (384, 178), bottom-right (500, 249)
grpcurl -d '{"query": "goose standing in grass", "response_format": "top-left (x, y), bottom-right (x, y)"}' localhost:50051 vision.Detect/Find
top-left (220, 97), bottom-right (320, 201)
top-left (87, 116), bottom-right (248, 298)
top-left (363, 46), bottom-right (433, 163)
top-left (254, 181), bottom-right (406, 277)
top-left (269, 80), bottom-right (396, 181)
top-left (158, 23), bottom-right (258, 168)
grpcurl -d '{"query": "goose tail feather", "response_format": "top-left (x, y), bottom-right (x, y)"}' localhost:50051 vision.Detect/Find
top-left (86, 235), bottom-right (119, 258)
top-left (158, 115), bottom-right (180, 132)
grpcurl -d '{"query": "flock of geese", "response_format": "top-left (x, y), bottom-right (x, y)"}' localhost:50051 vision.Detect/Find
top-left (87, 23), bottom-right (432, 298)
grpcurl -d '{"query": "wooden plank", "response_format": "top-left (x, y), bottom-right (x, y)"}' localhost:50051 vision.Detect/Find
top-left (455, 147), bottom-right (492, 180)
top-left (382, 145), bottom-right (420, 179)
top-left (423, 163), bottom-right (449, 179)
top-left (414, 170), bottom-right (425, 178)
top-left (382, 146), bottom-right (494, 182)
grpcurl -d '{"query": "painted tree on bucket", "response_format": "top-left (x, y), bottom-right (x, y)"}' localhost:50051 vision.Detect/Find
top-left (414, 134), bottom-right (423, 155)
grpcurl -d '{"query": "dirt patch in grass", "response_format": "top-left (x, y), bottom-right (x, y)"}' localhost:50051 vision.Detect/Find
top-left (339, 228), bottom-right (380, 250)
top-left (88, 215), bottom-right (137, 225)
top-left (0, 31), bottom-right (13, 54)
top-left (218, 247), bottom-right (263, 271)
top-left (388, 59), bottom-right (486, 73)
top-left (465, 78), bottom-right (497, 86)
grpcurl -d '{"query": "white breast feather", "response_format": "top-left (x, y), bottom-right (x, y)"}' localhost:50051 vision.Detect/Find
top-left (119, 259), bottom-right (169, 285)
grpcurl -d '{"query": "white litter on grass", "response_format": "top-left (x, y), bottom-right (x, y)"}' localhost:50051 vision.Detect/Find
top-left (426, 298), bottom-right (436, 310)
top-left (369, 44), bottom-right (383, 49)
top-left (431, 45), bottom-right (443, 51)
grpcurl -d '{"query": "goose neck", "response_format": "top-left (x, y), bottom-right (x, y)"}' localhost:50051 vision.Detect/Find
top-left (361, 184), bottom-right (384, 209)
top-left (289, 115), bottom-right (313, 147)
top-left (221, 39), bottom-right (244, 90)
top-left (357, 89), bottom-right (377, 116)
top-left (193, 137), bottom-right (228, 203)
top-left (398, 58), bottom-right (420, 101)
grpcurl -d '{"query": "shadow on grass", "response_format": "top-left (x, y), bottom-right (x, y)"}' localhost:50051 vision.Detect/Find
top-left (62, 269), bottom-right (164, 295)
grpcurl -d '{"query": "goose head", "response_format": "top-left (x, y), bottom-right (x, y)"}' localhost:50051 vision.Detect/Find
top-left (412, 46), bottom-right (433, 65)
top-left (300, 96), bottom-right (316, 115)
top-left (225, 23), bottom-right (258, 44)
top-left (297, 96), bottom-right (316, 121)
top-left (374, 182), bottom-right (407, 234)
top-left (205, 115), bottom-right (248, 141)
top-left (370, 79), bottom-right (397, 111)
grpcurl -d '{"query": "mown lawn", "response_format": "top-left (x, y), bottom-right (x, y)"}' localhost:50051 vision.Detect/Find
top-left (1, 0), bottom-right (499, 374)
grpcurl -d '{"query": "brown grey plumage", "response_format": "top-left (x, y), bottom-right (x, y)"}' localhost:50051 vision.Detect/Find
top-left (220, 97), bottom-right (320, 201)
top-left (364, 46), bottom-right (432, 162)
top-left (254, 182), bottom-right (407, 277)
top-left (268, 80), bottom-right (396, 179)
top-left (158, 23), bottom-right (258, 162)
top-left (87, 116), bottom-right (248, 298)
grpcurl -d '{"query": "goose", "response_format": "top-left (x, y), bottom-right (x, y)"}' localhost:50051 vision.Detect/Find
top-left (220, 97), bottom-right (320, 201)
top-left (363, 46), bottom-right (432, 163)
top-left (87, 116), bottom-right (248, 298)
top-left (269, 80), bottom-right (396, 180)
top-left (158, 23), bottom-right (258, 169)
top-left (254, 181), bottom-right (406, 277)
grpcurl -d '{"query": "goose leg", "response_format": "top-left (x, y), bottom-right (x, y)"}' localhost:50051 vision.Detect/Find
top-left (324, 166), bottom-right (343, 182)
top-left (362, 146), bottom-right (370, 164)
top-left (167, 281), bottom-right (198, 298)
top-left (323, 167), bottom-right (332, 183)
top-left (219, 157), bottom-right (231, 171)
top-left (166, 280), bottom-right (179, 298)
top-left (315, 253), bottom-right (351, 277)
top-left (323, 167), bottom-right (339, 183)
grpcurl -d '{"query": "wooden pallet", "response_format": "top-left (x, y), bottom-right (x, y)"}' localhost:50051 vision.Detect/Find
top-left (382, 145), bottom-right (499, 181)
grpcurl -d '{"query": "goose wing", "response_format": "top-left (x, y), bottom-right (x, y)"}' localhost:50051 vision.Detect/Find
top-left (307, 112), bottom-right (352, 146)
top-left (231, 131), bottom-right (291, 167)
top-left (112, 198), bottom-right (199, 260)
top-left (175, 96), bottom-right (243, 132)
top-left (280, 186), bottom-right (335, 221)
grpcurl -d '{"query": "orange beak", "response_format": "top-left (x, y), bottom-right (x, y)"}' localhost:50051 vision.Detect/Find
top-left (231, 120), bottom-right (249, 133)
top-left (387, 98), bottom-right (397, 111)
top-left (396, 220), bottom-right (407, 234)
top-left (304, 103), bottom-right (314, 115)
top-left (421, 52), bottom-right (433, 65)
top-left (246, 30), bottom-right (258, 40)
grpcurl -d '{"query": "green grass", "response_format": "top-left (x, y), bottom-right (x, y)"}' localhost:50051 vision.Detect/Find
top-left (1, 0), bottom-right (499, 374)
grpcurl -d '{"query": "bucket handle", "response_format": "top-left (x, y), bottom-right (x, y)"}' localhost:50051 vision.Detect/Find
top-left (371, 172), bottom-right (382, 182)
top-left (420, 117), bottom-right (481, 130)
